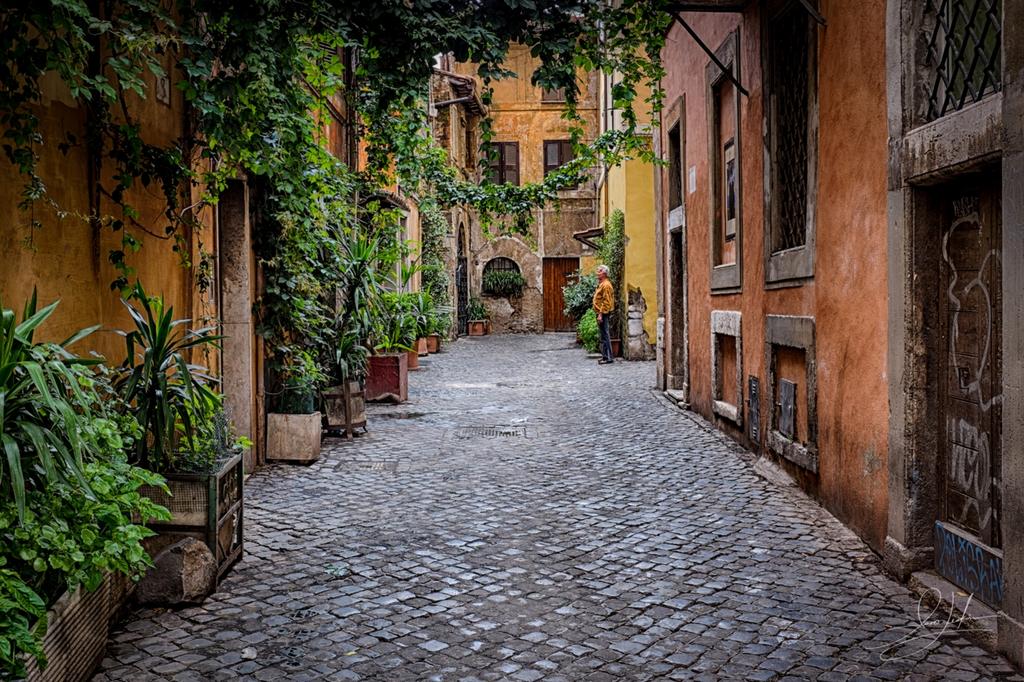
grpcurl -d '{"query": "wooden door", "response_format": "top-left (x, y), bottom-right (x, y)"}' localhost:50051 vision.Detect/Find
top-left (939, 185), bottom-right (1002, 549)
top-left (543, 257), bottom-right (579, 332)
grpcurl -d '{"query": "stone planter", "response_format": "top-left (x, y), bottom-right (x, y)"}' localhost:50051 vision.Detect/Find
top-left (321, 381), bottom-right (367, 439)
top-left (407, 348), bottom-right (421, 371)
top-left (366, 352), bottom-right (408, 403)
top-left (267, 412), bottom-right (322, 463)
top-left (138, 454), bottom-right (244, 587)
top-left (468, 320), bottom-right (490, 336)
top-left (426, 334), bottom-right (441, 353)
top-left (416, 337), bottom-right (429, 356)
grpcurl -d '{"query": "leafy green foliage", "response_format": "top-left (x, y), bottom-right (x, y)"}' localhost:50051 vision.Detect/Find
top-left (597, 209), bottom-right (626, 289)
top-left (562, 270), bottom-right (599, 322)
top-left (467, 297), bottom-right (489, 321)
top-left (115, 283), bottom-right (220, 472)
top-left (0, 290), bottom-right (102, 520)
top-left (420, 198), bottom-right (454, 333)
top-left (482, 270), bottom-right (526, 298)
top-left (371, 293), bottom-right (418, 354)
top-left (577, 309), bottom-right (600, 353)
top-left (0, 458), bottom-right (169, 677)
top-left (0, 293), bottom-right (170, 677)
top-left (597, 209), bottom-right (626, 338)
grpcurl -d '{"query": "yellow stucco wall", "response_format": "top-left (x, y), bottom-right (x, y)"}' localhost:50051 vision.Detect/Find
top-left (599, 72), bottom-right (658, 344)
top-left (0, 73), bottom-right (215, 364)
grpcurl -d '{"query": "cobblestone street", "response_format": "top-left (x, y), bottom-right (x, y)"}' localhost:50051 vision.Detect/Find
top-left (97, 334), bottom-right (1022, 681)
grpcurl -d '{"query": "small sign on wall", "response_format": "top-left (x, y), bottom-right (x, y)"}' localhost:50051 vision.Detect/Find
top-left (688, 166), bottom-right (697, 194)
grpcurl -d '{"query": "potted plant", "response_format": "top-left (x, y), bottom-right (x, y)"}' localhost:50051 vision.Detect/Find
top-left (115, 284), bottom-right (248, 579)
top-left (482, 269), bottom-right (526, 298)
top-left (409, 291), bottom-right (434, 358)
top-left (366, 294), bottom-right (413, 402)
top-left (0, 291), bottom-right (170, 681)
top-left (266, 355), bottom-right (324, 463)
top-left (321, 329), bottom-right (369, 440)
top-left (467, 297), bottom-right (491, 336)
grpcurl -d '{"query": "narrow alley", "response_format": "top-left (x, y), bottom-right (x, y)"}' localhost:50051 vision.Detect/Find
top-left (95, 336), bottom-right (1020, 681)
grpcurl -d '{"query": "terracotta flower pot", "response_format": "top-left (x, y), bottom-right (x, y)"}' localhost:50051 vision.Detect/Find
top-left (407, 348), bottom-right (420, 370)
top-left (426, 334), bottom-right (441, 353)
top-left (469, 320), bottom-right (490, 336)
top-left (416, 337), bottom-right (429, 356)
top-left (366, 352), bottom-right (409, 403)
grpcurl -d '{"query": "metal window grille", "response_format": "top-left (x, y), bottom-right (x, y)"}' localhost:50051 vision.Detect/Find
top-left (483, 257), bottom-right (520, 276)
top-left (924, 0), bottom-right (1002, 121)
top-left (770, 3), bottom-right (810, 253)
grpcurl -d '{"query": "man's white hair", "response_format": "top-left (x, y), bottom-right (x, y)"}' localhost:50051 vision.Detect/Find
top-left (596, 264), bottom-right (609, 275)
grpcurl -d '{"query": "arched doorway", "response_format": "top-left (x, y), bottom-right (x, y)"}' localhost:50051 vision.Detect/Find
top-left (456, 225), bottom-right (469, 336)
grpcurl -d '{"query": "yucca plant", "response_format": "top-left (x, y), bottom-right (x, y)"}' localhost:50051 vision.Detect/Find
top-left (0, 290), bottom-right (99, 520)
top-left (115, 283), bottom-right (220, 472)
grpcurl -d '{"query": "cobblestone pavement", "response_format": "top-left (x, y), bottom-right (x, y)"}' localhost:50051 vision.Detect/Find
top-left (97, 334), bottom-right (1023, 681)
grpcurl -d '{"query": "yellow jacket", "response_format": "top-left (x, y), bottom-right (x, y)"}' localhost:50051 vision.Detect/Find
top-left (592, 278), bottom-right (614, 314)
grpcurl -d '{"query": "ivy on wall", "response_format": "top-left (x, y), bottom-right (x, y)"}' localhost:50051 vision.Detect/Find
top-left (0, 0), bottom-right (674, 387)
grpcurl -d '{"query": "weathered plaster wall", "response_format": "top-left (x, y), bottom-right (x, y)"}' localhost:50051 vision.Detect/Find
top-left (457, 44), bottom-right (599, 333)
top-left (660, 0), bottom-right (890, 550)
top-left (0, 72), bottom-right (215, 365)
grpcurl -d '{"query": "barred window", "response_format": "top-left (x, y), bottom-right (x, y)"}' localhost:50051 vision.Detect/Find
top-left (769, 2), bottom-right (811, 254)
top-left (924, 0), bottom-right (1002, 121)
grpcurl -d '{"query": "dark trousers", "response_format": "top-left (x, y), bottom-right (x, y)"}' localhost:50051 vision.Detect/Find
top-left (598, 312), bottom-right (613, 361)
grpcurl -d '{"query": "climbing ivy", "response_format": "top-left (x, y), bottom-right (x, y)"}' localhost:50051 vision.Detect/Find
top-left (0, 0), bottom-right (673, 385)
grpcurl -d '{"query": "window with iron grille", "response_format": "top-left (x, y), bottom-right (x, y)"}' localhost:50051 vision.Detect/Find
top-left (764, 0), bottom-right (818, 284)
top-left (923, 0), bottom-right (1002, 121)
top-left (483, 257), bottom-right (520, 275)
top-left (770, 3), bottom-right (810, 254)
top-left (485, 142), bottom-right (519, 185)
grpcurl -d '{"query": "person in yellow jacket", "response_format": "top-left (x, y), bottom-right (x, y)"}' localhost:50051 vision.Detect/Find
top-left (592, 264), bottom-right (615, 364)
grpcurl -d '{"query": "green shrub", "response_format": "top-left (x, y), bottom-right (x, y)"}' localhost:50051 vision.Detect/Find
top-left (0, 292), bottom-right (170, 677)
top-left (577, 309), bottom-right (600, 353)
top-left (482, 270), bottom-right (525, 298)
top-left (467, 297), bottom-right (489, 321)
top-left (562, 270), bottom-right (598, 321)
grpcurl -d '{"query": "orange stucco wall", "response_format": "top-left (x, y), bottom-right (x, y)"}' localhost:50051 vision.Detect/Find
top-left (0, 71), bottom-right (215, 365)
top-left (659, 0), bottom-right (890, 549)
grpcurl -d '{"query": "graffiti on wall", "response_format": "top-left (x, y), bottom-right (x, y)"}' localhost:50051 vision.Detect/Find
top-left (934, 521), bottom-right (1003, 608)
top-left (940, 195), bottom-right (1001, 540)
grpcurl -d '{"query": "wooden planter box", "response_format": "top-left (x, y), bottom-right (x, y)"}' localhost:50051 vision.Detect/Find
top-left (366, 353), bottom-right (408, 403)
top-left (468, 320), bottom-right (490, 336)
top-left (23, 572), bottom-right (130, 682)
top-left (267, 412), bottom-right (322, 463)
top-left (322, 381), bottom-right (367, 439)
top-left (426, 334), bottom-right (441, 353)
top-left (139, 454), bottom-right (244, 586)
top-left (407, 348), bottom-right (421, 371)
top-left (416, 337), bottom-right (429, 356)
